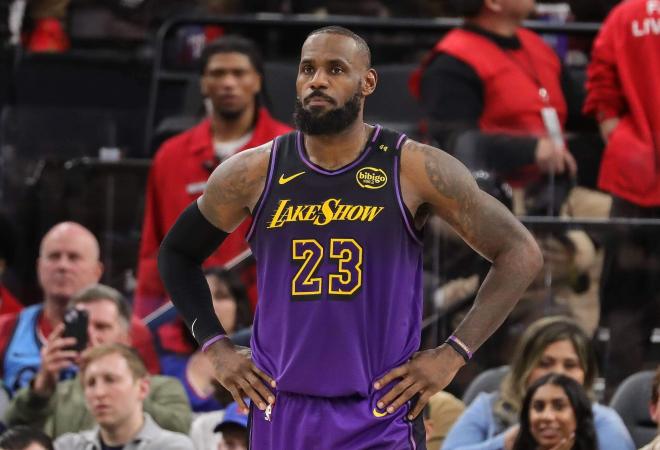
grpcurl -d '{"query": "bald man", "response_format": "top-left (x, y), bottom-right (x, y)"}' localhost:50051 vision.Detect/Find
top-left (0, 222), bottom-right (157, 396)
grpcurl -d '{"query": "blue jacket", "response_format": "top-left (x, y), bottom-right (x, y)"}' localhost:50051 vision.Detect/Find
top-left (441, 392), bottom-right (635, 450)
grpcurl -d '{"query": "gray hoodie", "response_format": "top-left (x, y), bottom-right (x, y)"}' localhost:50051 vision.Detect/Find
top-left (54, 413), bottom-right (194, 450)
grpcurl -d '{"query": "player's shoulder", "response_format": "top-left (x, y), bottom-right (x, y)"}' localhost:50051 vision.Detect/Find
top-left (399, 138), bottom-right (475, 196)
top-left (228, 140), bottom-right (274, 168)
top-left (400, 138), bottom-right (452, 162)
top-left (207, 140), bottom-right (275, 192)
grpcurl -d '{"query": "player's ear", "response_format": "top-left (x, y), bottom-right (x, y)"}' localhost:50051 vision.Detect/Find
top-left (362, 68), bottom-right (377, 97)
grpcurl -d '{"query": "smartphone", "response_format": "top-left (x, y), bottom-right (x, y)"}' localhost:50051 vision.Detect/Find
top-left (62, 308), bottom-right (88, 352)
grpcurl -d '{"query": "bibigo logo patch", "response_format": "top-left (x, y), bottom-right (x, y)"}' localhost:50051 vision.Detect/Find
top-left (356, 167), bottom-right (388, 190)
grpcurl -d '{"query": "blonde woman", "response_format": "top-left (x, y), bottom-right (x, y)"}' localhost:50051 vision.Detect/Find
top-left (442, 317), bottom-right (634, 450)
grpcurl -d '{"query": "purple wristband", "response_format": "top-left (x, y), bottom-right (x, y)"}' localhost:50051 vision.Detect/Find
top-left (448, 335), bottom-right (473, 360)
top-left (201, 334), bottom-right (228, 353)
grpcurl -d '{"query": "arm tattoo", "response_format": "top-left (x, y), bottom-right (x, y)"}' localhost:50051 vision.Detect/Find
top-left (415, 142), bottom-right (542, 352)
top-left (205, 144), bottom-right (270, 208)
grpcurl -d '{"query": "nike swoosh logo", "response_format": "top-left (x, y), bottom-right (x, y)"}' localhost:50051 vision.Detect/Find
top-left (372, 408), bottom-right (387, 418)
top-left (278, 171), bottom-right (305, 185)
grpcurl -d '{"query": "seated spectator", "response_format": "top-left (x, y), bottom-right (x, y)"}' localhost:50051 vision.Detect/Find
top-left (214, 401), bottom-right (249, 450)
top-left (54, 344), bottom-right (194, 449)
top-left (0, 425), bottom-right (54, 450)
top-left (441, 316), bottom-right (634, 450)
top-left (640, 366), bottom-right (660, 450)
top-left (160, 268), bottom-right (252, 412)
top-left (0, 222), bottom-right (158, 397)
top-left (137, 34), bottom-right (291, 353)
top-left (425, 391), bottom-right (465, 450)
top-left (513, 373), bottom-right (597, 450)
top-left (412, 0), bottom-right (582, 206)
top-left (4, 284), bottom-right (192, 438)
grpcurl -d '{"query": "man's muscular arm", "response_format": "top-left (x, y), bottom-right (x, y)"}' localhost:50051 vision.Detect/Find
top-left (411, 140), bottom-right (542, 351)
top-left (198, 142), bottom-right (272, 231)
top-left (158, 142), bottom-right (275, 413)
top-left (375, 140), bottom-right (542, 419)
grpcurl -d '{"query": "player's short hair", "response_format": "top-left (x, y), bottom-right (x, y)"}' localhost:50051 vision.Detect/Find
top-left (306, 26), bottom-right (372, 68)
top-left (0, 425), bottom-right (54, 450)
top-left (69, 283), bottom-right (131, 329)
top-left (450, 0), bottom-right (484, 17)
top-left (199, 34), bottom-right (264, 77)
top-left (80, 343), bottom-right (148, 381)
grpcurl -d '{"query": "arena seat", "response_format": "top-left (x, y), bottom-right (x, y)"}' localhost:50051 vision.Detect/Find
top-left (462, 365), bottom-right (509, 406)
top-left (263, 61), bottom-right (298, 126)
top-left (609, 370), bottom-right (656, 448)
top-left (364, 63), bottom-right (422, 138)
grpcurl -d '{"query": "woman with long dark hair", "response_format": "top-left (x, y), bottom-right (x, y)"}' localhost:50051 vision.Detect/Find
top-left (514, 374), bottom-right (597, 450)
top-left (442, 316), bottom-right (634, 450)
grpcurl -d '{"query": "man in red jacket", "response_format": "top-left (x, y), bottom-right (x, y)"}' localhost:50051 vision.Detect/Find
top-left (583, 0), bottom-right (660, 388)
top-left (137, 35), bottom-right (291, 352)
top-left (411, 0), bottom-right (578, 192)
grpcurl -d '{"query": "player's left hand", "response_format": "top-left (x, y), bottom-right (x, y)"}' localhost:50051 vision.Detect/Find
top-left (373, 344), bottom-right (465, 420)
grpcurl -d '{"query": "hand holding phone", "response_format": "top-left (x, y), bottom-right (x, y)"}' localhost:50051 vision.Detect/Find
top-left (62, 308), bottom-right (89, 352)
top-left (34, 319), bottom-right (85, 396)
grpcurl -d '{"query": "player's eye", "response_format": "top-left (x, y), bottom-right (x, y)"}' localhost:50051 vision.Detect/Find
top-left (301, 65), bottom-right (314, 74)
top-left (331, 66), bottom-right (344, 74)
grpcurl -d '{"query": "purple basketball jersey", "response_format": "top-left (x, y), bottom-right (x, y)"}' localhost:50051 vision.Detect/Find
top-left (247, 126), bottom-right (424, 397)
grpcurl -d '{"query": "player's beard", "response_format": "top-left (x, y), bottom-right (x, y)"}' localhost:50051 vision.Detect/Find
top-left (294, 90), bottom-right (362, 136)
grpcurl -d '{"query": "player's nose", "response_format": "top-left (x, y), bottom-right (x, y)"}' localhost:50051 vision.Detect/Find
top-left (309, 68), bottom-right (329, 89)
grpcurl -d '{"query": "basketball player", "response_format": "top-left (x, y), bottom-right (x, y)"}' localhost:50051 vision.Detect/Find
top-left (158, 26), bottom-right (543, 449)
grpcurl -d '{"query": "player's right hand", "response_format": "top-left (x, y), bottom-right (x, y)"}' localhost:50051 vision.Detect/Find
top-left (34, 323), bottom-right (79, 396)
top-left (206, 337), bottom-right (275, 413)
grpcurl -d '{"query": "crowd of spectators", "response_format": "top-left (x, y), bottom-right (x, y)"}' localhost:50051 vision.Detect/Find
top-left (9, 0), bottom-right (621, 53)
top-left (1, 0), bottom-right (659, 448)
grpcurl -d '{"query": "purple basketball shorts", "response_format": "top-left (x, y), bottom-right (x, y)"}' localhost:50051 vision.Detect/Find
top-left (248, 388), bottom-right (426, 449)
